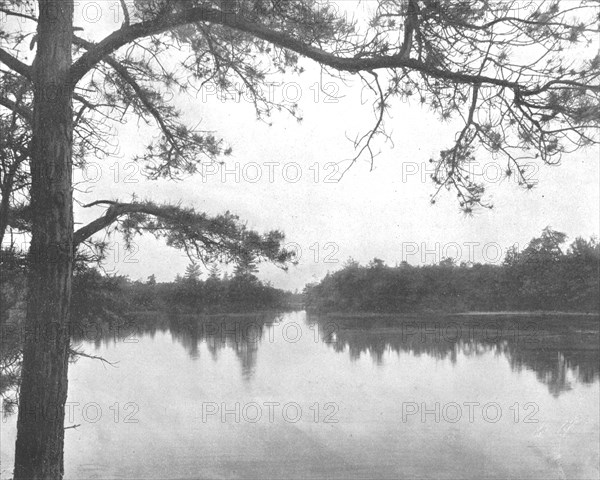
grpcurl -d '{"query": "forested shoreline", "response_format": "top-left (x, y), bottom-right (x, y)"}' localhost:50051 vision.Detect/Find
top-left (1, 254), bottom-right (300, 327)
top-left (74, 267), bottom-right (301, 316)
top-left (304, 229), bottom-right (599, 314)
top-left (2, 228), bottom-right (598, 325)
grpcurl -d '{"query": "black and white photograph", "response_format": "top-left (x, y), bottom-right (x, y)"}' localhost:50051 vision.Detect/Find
top-left (0, 0), bottom-right (599, 479)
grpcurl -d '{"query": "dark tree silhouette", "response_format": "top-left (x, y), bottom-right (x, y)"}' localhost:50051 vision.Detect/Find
top-left (305, 230), bottom-right (599, 313)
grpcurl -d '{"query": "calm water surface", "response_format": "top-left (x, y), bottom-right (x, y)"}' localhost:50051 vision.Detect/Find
top-left (1, 311), bottom-right (599, 479)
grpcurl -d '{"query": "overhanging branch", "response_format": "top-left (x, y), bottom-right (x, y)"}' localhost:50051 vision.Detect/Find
top-left (69, 5), bottom-right (530, 93)
top-left (73, 35), bottom-right (177, 149)
top-left (73, 200), bottom-right (294, 268)
top-left (73, 201), bottom-right (174, 246)
top-left (0, 48), bottom-right (32, 79)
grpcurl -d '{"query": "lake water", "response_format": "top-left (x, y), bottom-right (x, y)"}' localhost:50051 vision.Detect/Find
top-left (1, 311), bottom-right (599, 479)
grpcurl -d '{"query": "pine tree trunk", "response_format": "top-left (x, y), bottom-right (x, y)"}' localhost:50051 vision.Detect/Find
top-left (13, 1), bottom-right (74, 479)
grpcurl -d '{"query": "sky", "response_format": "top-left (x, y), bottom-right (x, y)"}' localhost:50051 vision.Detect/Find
top-left (5, 1), bottom-right (599, 291)
top-left (74, 63), bottom-right (599, 290)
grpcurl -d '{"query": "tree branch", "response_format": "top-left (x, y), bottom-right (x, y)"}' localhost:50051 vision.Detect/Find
top-left (118, 0), bottom-right (130, 26)
top-left (0, 48), bottom-right (32, 79)
top-left (73, 200), bottom-right (294, 268)
top-left (398, 0), bottom-right (418, 60)
top-left (0, 7), bottom-right (38, 23)
top-left (69, 5), bottom-right (529, 93)
top-left (69, 347), bottom-right (119, 367)
top-left (74, 201), bottom-right (170, 246)
top-left (0, 97), bottom-right (32, 122)
top-left (73, 35), bottom-right (178, 149)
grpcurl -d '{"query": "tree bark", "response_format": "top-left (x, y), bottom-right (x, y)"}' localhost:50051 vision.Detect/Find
top-left (13, 1), bottom-right (74, 479)
top-left (0, 174), bottom-right (14, 245)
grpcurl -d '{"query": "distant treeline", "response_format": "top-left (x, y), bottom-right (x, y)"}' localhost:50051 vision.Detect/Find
top-left (1, 253), bottom-right (300, 329)
top-left (304, 228), bottom-right (599, 313)
top-left (71, 267), bottom-right (300, 319)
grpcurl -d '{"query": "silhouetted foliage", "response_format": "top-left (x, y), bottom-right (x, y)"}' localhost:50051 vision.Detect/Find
top-left (305, 229), bottom-right (599, 313)
top-left (126, 269), bottom-right (292, 314)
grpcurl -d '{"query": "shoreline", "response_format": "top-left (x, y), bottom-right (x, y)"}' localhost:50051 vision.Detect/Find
top-left (312, 310), bottom-right (600, 319)
top-left (130, 309), bottom-right (600, 317)
top-left (451, 311), bottom-right (600, 317)
top-left (126, 308), bottom-right (302, 318)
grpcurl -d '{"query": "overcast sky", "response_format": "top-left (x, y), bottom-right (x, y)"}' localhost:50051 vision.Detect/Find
top-left (9, 1), bottom-right (596, 291)
top-left (71, 59), bottom-right (598, 291)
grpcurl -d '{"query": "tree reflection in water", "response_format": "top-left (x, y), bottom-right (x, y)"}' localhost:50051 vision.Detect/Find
top-left (69, 312), bottom-right (284, 381)
top-left (2, 312), bottom-right (598, 417)
top-left (307, 313), bottom-right (599, 397)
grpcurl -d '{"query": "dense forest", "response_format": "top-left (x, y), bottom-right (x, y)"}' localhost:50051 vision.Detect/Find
top-left (1, 253), bottom-right (298, 326)
top-left (304, 228), bottom-right (599, 313)
top-left (3, 228), bottom-right (598, 327)
top-left (74, 264), bottom-right (299, 317)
